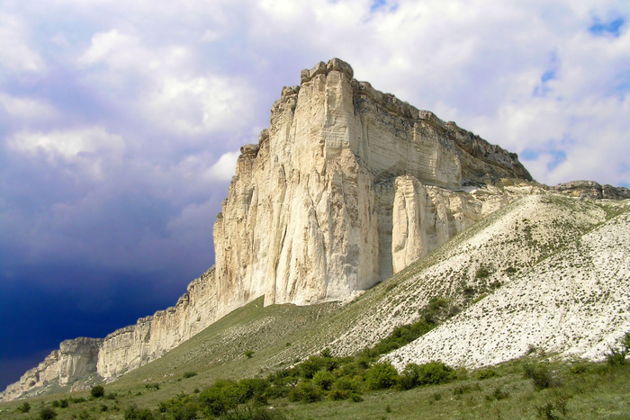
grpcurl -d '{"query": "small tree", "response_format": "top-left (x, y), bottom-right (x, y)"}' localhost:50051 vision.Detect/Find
top-left (91, 385), bottom-right (105, 398)
top-left (313, 370), bottom-right (335, 390)
top-left (17, 402), bottom-right (31, 413)
top-left (365, 362), bottom-right (399, 390)
top-left (39, 407), bottom-right (57, 420)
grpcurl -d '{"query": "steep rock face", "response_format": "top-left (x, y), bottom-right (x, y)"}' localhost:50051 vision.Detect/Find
top-left (1, 338), bottom-right (102, 401)
top-left (391, 176), bottom-right (510, 273)
top-left (96, 268), bottom-right (218, 379)
top-left (1, 58), bottom-right (535, 400)
top-left (213, 58), bottom-right (532, 309)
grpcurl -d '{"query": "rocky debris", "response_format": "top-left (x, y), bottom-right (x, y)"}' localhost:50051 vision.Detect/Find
top-left (332, 194), bottom-right (629, 363)
top-left (384, 202), bottom-right (630, 369)
top-left (553, 180), bottom-right (630, 200)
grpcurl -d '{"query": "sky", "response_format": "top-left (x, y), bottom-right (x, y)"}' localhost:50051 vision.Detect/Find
top-left (1, 0), bottom-right (629, 390)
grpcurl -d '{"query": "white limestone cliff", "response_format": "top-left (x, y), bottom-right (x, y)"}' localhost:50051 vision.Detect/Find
top-left (1, 338), bottom-right (102, 400)
top-left (0, 58), bottom-right (565, 401)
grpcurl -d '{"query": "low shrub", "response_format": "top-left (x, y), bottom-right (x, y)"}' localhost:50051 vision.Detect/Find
top-left (474, 368), bottom-right (497, 380)
top-left (220, 404), bottom-right (288, 420)
top-left (312, 370), bottom-right (335, 390)
top-left (198, 380), bottom-right (244, 416)
top-left (124, 405), bottom-right (155, 420)
top-left (569, 363), bottom-right (588, 375)
top-left (39, 407), bottom-right (57, 420)
top-left (332, 376), bottom-right (362, 393)
top-left (399, 362), bottom-right (454, 390)
top-left (523, 363), bottom-right (556, 390)
top-left (299, 356), bottom-right (337, 379)
top-left (488, 386), bottom-right (509, 400)
top-left (183, 371), bottom-right (198, 379)
top-left (475, 266), bottom-right (491, 279)
top-left (534, 394), bottom-right (569, 420)
top-left (90, 385), bottom-right (105, 398)
top-left (288, 381), bottom-right (322, 403)
top-left (17, 402), bottom-right (30, 413)
top-left (365, 362), bottom-right (399, 390)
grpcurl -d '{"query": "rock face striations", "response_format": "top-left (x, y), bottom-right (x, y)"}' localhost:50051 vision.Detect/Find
top-left (214, 58), bottom-right (531, 311)
top-left (1, 58), bottom-right (562, 401)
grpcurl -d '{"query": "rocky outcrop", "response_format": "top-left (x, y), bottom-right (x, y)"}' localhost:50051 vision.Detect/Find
top-left (7, 58), bottom-right (624, 401)
top-left (553, 180), bottom-right (630, 200)
top-left (213, 58), bottom-right (532, 310)
top-left (1, 338), bottom-right (102, 401)
top-left (96, 268), bottom-right (218, 379)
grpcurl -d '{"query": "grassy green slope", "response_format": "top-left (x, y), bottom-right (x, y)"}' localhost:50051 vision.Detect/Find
top-left (1, 195), bottom-right (627, 419)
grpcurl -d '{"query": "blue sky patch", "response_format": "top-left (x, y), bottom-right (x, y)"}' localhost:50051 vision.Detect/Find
top-left (522, 147), bottom-right (567, 170)
top-left (533, 52), bottom-right (560, 97)
top-left (370, 0), bottom-right (397, 13)
top-left (589, 17), bottom-right (625, 37)
top-left (541, 70), bottom-right (556, 83)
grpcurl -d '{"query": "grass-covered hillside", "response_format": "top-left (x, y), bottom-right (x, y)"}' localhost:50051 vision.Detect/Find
top-left (1, 193), bottom-right (628, 419)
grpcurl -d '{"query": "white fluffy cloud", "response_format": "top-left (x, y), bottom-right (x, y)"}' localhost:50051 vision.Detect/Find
top-left (7, 127), bottom-right (125, 179)
top-left (8, 126), bottom-right (124, 159)
top-left (0, 13), bottom-right (45, 75)
top-left (1, 0), bottom-right (629, 275)
top-left (77, 29), bottom-right (254, 137)
top-left (206, 151), bottom-right (239, 181)
top-left (0, 93), bottom-right (58, 121)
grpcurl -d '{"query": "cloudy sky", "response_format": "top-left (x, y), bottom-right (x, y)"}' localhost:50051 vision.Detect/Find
top-left (1, 0), bottom-right (628, 389)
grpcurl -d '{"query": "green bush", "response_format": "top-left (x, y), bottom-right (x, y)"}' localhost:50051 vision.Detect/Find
top-left (332, 376), bottom-right (362, 393)
top-left (90, 385), bottom-right (105, 398)
top-left (474, 368), bottom-right (497, 380)
top-left (158, 393), bottom-right (200, 418)
top-left (124, 405), bottom-right (155, 420)
top-left (399, 362), bottom-right (453, 389)
top-left (534, 394), bottom-right (568, 420)
top-left (569, 363), bottom-right (589, 375)
top-left (328, 389), bottom-right (351, 400)
top-left (288, 381), bottom-right (322, 403)
top-left (183, 371), bottom-right (198, 378)
top-left (365, 362), bottom-right (399, 390)
top-left (17, 402), bottom-right (30, 413)
top-left (523, 363), bottom-right (555, 390)
top-left (605, 333), bottom-right (629, 367)
top-left (488, 386), bottom-right (509, 400)
top-left (39, 407), bottom-right (57, 420)
top-left (244, 350), bottom-right (255, 359)
top-left (165, 399), bottom-right (199, 419)
top-left (299, 356), bottom-right (337, 379)
top-left (198, 380), bottom-right (244, 416)
top-left (313, 370), bottom-right (335, 390)
top-left (220, 404), bottom-right (288, 420)
top-left (363, 299), bottom-right (452, 359)
top-left (238, 378), bottom-right (270, 404)
top-left (475, 266), bottom-right (491, 279)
